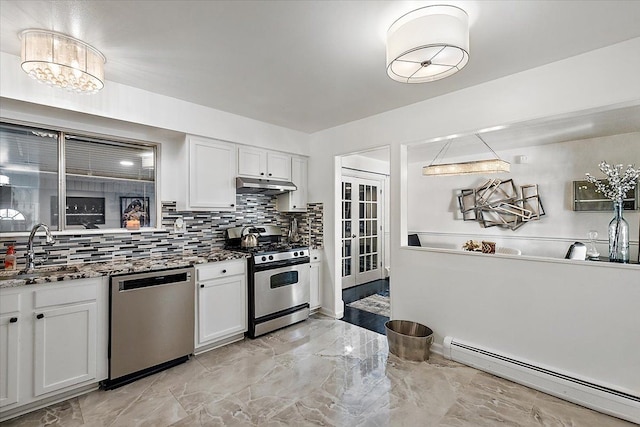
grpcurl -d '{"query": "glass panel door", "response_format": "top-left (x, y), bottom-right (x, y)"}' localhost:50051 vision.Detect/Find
top-left (341, 181), bottom-right (354, 287)
top-left (342, 176), bottom-right (382, 289)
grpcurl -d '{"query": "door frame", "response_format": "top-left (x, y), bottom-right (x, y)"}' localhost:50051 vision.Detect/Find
top-left (333, 148), bottom-right (390, 319)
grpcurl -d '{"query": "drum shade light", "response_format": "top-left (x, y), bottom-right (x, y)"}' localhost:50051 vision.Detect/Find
top-left (386, 5), bottom-right (469, 83)
top-left (20, 29), bottom-right (106, 94)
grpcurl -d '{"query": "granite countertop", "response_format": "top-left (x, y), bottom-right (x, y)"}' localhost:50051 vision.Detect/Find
top-left (0, 249), bottom-right (249, 288)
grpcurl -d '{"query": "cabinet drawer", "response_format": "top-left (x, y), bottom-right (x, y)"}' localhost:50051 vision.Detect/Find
top-left (34, 279), bottom-right (98, 309)
top-left (309, 249), bottom-right (323, 263)
top-left (197, 260), bottom-right (245, 282)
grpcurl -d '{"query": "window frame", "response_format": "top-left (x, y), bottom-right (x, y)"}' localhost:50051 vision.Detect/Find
top-left (0, 119), bottom-right (160, 236)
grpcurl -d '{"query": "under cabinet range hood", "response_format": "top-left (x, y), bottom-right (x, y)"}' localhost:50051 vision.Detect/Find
top-left (236, 177), bottom-right (297, 195)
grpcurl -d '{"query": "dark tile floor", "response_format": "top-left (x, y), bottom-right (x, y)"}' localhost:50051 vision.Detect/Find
top-left (341, 278), bottom-right (390, 335)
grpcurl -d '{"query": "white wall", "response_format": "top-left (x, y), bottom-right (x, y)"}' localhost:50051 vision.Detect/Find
top-left (407, 132), bottom-right (640, 259)
top-left (308, 37), bottom-right (640, 401)
top-left (341, 153), bottom-right (390, 175)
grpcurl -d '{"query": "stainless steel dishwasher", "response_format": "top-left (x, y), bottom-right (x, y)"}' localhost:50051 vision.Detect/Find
top-left (104, 267), bottom-right (195, 389)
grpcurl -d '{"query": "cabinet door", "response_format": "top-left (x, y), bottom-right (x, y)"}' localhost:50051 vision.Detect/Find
top-left (289, 157), bottom-right (307, 210)
top-left (309, 263), bottom-right (321, 310)
top-left (0, 313), bottom-right (20, 408)
top-left (33, 302), bottom-right (97, 396)
top-left (276, 156), bottom-right (307, 212)
top-left (188, 138), bottom-right (237, 210)
top-left (197, 276), bottom-right (247, 346)
top-left (237, 146), bottom-right (267, 178)
top-left (267, 152), bottom-right (292, 181)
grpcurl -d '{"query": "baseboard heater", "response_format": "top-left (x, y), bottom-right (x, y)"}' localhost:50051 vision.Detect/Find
top-left (443, 336), bottom-right (640, 424)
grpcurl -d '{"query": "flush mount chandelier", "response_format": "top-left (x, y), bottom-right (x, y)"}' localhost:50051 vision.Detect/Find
top-left (20, 29), bottom-right (106, 94)
top-left (386, 5), bottom-right (469, 83)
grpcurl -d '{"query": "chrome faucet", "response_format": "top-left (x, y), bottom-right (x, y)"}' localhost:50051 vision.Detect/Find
top-left (27, 223), bottom-right (56, 270)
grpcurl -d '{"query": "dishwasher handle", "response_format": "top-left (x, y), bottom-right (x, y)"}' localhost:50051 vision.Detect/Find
top-left (117, 271), bottom-right (192, 291)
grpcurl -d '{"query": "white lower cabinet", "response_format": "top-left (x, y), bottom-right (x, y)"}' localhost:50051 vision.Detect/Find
top-left (0, 293), bottom-right (20, 408)
top-left (309, 249), bottom-right (323, 311)
top-left (0, 277), bottom-right (107, 420)
top-left (196, 259), bottom-right (247, 351)
top-left (33, 302), bottom-right (97, 396)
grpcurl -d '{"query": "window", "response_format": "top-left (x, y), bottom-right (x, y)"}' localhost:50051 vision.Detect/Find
top-left (0, 122), bottom-right (157, 233)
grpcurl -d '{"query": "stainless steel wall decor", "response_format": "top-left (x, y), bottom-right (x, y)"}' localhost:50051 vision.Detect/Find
top-left (457, 179), bottom-right (545, 230)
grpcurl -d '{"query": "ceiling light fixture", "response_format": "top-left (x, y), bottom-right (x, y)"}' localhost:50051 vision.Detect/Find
top-left (386, 5), bottom-right (469, 83)
top-left (422, 134), bottom-right (510, 176)
top-left (20, 29), bottom-right (106, 94)
top-left (120, 160), bottom-right (134, 167)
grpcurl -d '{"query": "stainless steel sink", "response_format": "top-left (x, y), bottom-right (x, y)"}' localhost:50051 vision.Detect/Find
top-left (0, 265), bottom-right (80, 281)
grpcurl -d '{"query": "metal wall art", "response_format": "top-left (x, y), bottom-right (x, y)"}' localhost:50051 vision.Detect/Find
top-left (457, 179), bottom-right (545, 230)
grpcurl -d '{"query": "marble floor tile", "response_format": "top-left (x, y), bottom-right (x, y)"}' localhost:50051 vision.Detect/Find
top-left (437, 371), bottom-right (541, 427)
top-left (362, 355), bottom-right (477, 427)
top-left (2, 315), bottom-right (635, 427)
top-left (1, 398), bottom-right (84, 427)
top-left (529, 391), bottom-right (636, 427)
top-left (78, 371), bottom-right (189, 427)
top-left (147, 357), bottom-right (210, 395)
top-left (170, 386), bottom-right (296, 427)
top-left (341, 305), bottom-right (389, 335)
top-left (78, 373), bottom-right (158, 426)
top-left (102, 388), bottom-right (188, 427)
top-left (266, 396), bottom-right (365, 427)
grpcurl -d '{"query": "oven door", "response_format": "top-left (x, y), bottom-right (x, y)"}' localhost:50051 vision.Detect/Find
top-left (253, 263), bottom-right (310, 319)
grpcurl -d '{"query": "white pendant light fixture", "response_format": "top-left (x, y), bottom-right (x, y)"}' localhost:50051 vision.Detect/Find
top-left (422, 134), bottom-right (510, 176)
top-left (387, 5), bottom-right (469, 83)
top-left (20, 29), bottom-right (106, 94)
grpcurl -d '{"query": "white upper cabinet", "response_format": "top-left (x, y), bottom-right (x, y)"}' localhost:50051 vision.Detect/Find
top-left (266, 152), bottom-right (292, 181)
top-left (237, 146), bottom-right (267, 179)
top-left (237, 146), bottom-right (291, 181)
top-left (178, 136), bottom-right (237, 211)
top-left (276, 156), bottom-right (308, 212)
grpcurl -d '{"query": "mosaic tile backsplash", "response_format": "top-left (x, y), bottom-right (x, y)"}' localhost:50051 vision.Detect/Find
top-left (1, 195), bottom-right (323, 269)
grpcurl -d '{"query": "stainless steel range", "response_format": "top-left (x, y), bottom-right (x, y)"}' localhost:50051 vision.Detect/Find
top-left (225, 225), bottom-right (310, 338)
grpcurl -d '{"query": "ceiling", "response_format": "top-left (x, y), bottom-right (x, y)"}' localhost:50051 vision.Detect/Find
top-left (407, 102), bottom-right (640, 162)
top-left (1, 1), bottom-right (640, 133)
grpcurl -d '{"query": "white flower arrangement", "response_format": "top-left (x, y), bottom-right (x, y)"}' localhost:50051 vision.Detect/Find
top-left (585, 161), bottom-right (639, 202)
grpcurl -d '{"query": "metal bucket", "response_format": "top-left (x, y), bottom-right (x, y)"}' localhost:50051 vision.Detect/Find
top-left (385, 320), bottom-right (433, 361)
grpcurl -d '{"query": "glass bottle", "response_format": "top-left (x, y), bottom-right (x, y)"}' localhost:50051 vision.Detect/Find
top-left (608, 200), bottom-right (629, 263)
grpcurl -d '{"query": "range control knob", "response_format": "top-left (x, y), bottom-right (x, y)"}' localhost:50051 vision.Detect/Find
top-left (299, 250), bottom-right (305, 256)
top-left (293, 252), bottom-right (298, 256)
top-left (261, 256), bottom-right (267, 261)
top-left (268, 255), bottom-right (274, 260)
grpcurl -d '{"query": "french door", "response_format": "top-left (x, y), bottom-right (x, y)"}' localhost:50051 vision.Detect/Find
top-left (341, 177), bottom-right (382, 289)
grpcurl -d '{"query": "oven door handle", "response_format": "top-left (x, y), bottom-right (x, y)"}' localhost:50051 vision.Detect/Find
top-left (254, 257), bottom-right (310, 272)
